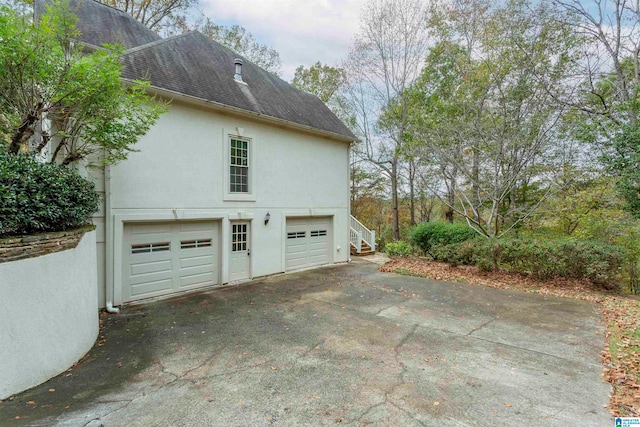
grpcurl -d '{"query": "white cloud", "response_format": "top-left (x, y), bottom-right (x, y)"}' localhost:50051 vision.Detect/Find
top-left (201, 0), bottom-right (367, 80)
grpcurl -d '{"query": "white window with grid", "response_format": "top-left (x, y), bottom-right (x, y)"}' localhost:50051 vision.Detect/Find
top-left (232, 223), bottom-right (248, 252)
top-left (229, 138), bottom-right (249, 193)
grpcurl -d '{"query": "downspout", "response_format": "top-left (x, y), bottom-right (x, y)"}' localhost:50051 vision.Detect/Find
top-left (104, 164), bottom-right (119, 314)
top-left (348, 142), bottom-right (353, 262)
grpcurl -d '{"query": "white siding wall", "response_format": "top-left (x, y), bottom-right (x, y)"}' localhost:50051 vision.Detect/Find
top-left (104, 101), bottom-right (350, 305)
top-left (110, 102), bottom-right (349, 209)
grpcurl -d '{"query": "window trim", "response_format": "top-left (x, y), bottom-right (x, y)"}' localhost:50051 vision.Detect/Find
top-left (223, 132), bottom-right (256, 201)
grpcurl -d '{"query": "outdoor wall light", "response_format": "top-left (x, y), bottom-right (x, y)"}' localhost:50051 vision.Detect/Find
top-left (264, 212), bottom-right (271, 225)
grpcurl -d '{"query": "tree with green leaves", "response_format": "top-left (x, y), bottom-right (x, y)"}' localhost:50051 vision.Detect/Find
top-left (402, 0), bottom-right (579, 238)
top-left (606, 124), bottom-right (640, 216)
top-left (99, 0), bottom-right (198, 35)
top-left (292, 62), bottom-right (346, 104)
top-left (291, 61), bottom-right (354, 132)
top-left (197, 19), bottom-right (282, 76)
top-left (346, 0), bottom-right (431, 241)
top-left (0, 1), bottom-right (166, 165)
top-left (551, 0), bottom-right (640, 217)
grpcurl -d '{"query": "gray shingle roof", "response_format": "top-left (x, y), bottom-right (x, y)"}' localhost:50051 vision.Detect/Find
top-left (35, 0), bottom-right (355, 141)
top-left (120, 32), bottom-right (355, 140)
top-left (35, 0), bottom-right (161, 49)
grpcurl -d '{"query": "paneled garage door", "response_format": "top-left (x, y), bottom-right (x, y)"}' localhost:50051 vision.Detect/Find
top-left (285, 217), bottom-right (332, 271)
top-left (122, 221), bottom-right (219, 303)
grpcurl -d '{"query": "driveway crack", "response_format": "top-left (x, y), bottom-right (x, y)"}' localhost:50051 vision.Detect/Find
top-left (466, 318), bottom-right (495, 336)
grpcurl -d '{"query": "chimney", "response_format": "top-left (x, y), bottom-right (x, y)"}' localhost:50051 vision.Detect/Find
top-left (234, 58), bottom-right (244, 82)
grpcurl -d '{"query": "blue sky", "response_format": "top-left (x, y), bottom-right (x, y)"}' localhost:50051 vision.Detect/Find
top-left (200, 0), bottom-right (368, 81)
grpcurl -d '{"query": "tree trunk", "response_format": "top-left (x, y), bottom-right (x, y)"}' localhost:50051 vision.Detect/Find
top-left (472, 146), bottom-right (480, 222)
top-left (391, 158), bottom-right (400, 240)
top-left (409, 161), bottom-right (416, 226)
top-left (445, 165), bottom-right (457, 223)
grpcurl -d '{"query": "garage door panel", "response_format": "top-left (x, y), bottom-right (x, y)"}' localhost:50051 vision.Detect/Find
top-left (179, 272), bottom-right (215, 288)
top-left (179, 262), bottom-right (214, 278)
top-left (179, 254), bottom-right (214, 268)
top-left (285, 217), bottom-right (331, 271)
top-left (130, 259), bottom-right (173, 276)
top-left (123, 221), bottom-right (219, 303)
top-left (128, 223), bottom-right (173, 237)
top-left (128, 267), bottom-right (173, 285)
top-left (130, 278), bottom-right (173, 296)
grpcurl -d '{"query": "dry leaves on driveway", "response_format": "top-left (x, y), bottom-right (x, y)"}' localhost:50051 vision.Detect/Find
top-left (380, 256), bottom-right (640, 417)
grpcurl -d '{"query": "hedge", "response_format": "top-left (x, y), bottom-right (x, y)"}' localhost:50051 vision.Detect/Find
top-left (410, 221), bottom-right (478, 256)
top-left (429, 237), bottom-right (623, 289)
top-left (0, 153), bottom-right (99, 236)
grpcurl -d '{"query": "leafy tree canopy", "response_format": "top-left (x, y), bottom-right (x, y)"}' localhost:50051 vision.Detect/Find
top-left (292, 62), bottom-right (346, 103)
top-left (99, 0), bottom-right (197, 35)
top-left (0, 0), bottom-right (166, 165)
top-left (197, 19), bottom-right (282, 75)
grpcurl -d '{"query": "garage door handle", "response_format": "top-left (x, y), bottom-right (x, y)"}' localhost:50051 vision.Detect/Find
top-left (247, 250), bottom-right (250, 256)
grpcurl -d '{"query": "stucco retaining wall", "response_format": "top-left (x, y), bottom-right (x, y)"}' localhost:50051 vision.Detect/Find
top-left (0, 230), bottom-right (99, 399)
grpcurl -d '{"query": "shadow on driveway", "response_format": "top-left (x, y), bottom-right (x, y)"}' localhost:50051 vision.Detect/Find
top-left (1, 259), bottom-right (611, 426)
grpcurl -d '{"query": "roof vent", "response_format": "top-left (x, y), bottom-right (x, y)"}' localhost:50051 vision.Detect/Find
top-left (234, 58), bottom-right (244, 82)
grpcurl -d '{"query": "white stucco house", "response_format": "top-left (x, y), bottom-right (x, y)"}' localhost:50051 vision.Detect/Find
top-left (35, 0), bottom-right (358, 309)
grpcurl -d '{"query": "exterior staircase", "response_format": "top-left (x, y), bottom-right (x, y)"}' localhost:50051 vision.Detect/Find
top-left (349, 215), bottom-right (376, 256)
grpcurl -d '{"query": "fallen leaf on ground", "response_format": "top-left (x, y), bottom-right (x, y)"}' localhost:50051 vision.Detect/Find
top-left (381, 257), bottom-right (640, 417)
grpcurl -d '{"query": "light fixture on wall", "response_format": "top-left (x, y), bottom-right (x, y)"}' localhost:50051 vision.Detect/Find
top-left (264, 212), bottom-right (271, 225)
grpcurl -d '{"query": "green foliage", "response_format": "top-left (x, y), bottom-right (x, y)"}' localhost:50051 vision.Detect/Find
top-left (501, 239), bottom-right (622, 286)
top-left (199, 20), bottom-right (281, 75)
top-left (605, 124), bottom-right (640, 218)
top-left (292, 62), bottom-right (346, 103)
top-left (98, 0), bottom-right (198, 35)
top-left (615, 228), bottom-right (640, 294)
top-left (530, 174), bottom-right (621, 240)
top-left (292, 61), bottom-right (355, 130)
top-left (430, 240), bottom-right (477, 266)
top-left (430, 237), bottom-right (623, 290)
top-left (410, 221), bottom-right (478, 256)
top-left (383, 240), bottom-right (413, 257)
top-left (0, 153), bottom-right (99, 236)
top-left (0, 1), bottom-right (166, 165)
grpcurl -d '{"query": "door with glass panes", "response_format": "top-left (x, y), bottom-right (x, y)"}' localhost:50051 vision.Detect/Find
top-left (229, 221), bottom-right (250, 281)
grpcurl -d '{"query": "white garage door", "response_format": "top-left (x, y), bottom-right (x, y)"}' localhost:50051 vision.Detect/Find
top-left (122, 221), bottom-right (219, 303)
top-left (285, 217), bottom-right (332, 271)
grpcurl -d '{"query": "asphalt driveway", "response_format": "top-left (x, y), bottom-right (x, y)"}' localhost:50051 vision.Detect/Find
top-left (1, 258), bottom-right (611, 426)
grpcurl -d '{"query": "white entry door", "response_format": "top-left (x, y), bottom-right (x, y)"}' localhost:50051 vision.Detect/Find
top-left (229, 221), bottom-right (251, 281)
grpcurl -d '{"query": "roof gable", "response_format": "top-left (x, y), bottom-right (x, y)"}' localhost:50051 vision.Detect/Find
top-left (120, 32), bottom-right (355, 140)
top-left (34, 0), bottom-right (355, 141)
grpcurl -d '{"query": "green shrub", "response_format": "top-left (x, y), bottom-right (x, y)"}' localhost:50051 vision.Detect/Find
top-left (498, 238), bottom-right (622, 286)
top-left (0, 153), bottom-right (100, 236)
top-left (384, 240), bottom-right (413, 257)
top-left (411, 221), bottom-right (478, 256)
top-left (430, 240), bottom-right (478, 266)
top-left (432, 236), bottom-right (624, 289)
